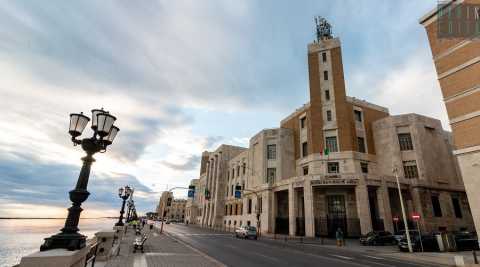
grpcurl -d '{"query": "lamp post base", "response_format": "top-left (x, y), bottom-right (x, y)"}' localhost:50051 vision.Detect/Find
top-left (40, 232), bottom-right (87, 251)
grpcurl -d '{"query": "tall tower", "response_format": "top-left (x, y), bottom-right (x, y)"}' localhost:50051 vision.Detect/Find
top-left (307, 17), bottom-right (355, 155)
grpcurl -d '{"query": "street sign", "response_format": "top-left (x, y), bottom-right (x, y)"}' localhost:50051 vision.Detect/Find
top-left (411, 213), bottom-right (420, 221)
top-left (188, 190), bottom-right (194, 198)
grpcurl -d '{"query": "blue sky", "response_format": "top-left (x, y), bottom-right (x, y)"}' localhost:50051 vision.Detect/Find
top-left (0, 1), bottom-right (447, 218)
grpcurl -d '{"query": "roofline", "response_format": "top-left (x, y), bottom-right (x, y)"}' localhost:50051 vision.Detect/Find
top-left (419, 0), bottom-right (461, 25)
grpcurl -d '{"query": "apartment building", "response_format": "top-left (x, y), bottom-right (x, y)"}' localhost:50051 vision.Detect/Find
top-left (189, 19), bottom-right (474, 237)
top-left (419, 0), bottom-right (480, 234)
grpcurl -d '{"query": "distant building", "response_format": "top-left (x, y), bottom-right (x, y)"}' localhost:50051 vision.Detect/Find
top-left (186, 179), bottom-right (200, 224)
top-left (156, 191), bottom-right (186, 222)
top-left (187, 18), bottom-right (474, 237)
top-left (419, 0), bottom-right (480, 235)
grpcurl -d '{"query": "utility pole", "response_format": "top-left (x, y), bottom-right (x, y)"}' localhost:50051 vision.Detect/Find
top-left (394, 167), bottom-right (413, 253)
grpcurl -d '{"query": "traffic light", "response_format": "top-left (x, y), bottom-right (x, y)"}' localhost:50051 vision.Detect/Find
top-left (167, 197), bottom-right (172, 207)
top-left (234, 185), bottom-right (242, 199)
top-left (188, 185), bottom-right (195, 198)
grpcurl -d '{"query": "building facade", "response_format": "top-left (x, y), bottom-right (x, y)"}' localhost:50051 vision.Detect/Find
top-left (419, 0), bottom-right (480, 235)
top-left (188, 20), bottom-right (474, 237)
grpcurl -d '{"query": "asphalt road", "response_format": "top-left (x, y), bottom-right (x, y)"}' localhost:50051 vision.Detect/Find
top-left (162, 224), bottom-right (439, 267)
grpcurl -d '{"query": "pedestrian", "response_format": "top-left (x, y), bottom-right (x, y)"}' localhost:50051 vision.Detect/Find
top-left (336, 228), bottom-right (344, 247)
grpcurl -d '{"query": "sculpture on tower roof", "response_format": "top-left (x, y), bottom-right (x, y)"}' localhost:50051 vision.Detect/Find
top-left (315, 16), bottom-right (332, 41)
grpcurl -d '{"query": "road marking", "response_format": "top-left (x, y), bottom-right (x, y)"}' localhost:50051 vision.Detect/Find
top-left (165, 233), bottom-right (227, 267)
top-left (364, 255), bottom-right (385, 260)
top-left (330, 254), bottom-right (354, 260)
top-left (133, 253), bottom-right (147, 267)
top-left (250, 251), bottom-right (280, 262)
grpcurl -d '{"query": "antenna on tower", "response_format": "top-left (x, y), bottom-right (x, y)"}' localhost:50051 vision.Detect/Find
top-left (314, 16), bottom-right (332, 42)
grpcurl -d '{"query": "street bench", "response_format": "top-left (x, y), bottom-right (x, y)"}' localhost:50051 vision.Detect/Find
top-left (133, 233), bottom-right (148, 253)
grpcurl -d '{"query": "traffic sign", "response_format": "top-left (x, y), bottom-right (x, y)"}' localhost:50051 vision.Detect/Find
top-left (393, 216), bottom-right (399, 222)
top-left (411, 213), bottom-right (420, 221)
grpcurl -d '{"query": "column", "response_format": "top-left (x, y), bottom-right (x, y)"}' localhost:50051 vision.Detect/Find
top-left (356, 184), bottom-right (373, 235)
top-left (304, 183), bottom-right (315, 237)
top-left (377, 184), bottom-right (394, 233)
top-left (288, 184), bottom-right (296, 236)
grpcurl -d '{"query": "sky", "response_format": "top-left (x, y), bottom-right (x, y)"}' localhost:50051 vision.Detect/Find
top-left (0, 0), bottom-right (447, 218)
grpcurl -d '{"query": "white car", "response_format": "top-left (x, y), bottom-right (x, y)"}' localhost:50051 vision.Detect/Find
top-left (235, 226), bottom-right (257, 240)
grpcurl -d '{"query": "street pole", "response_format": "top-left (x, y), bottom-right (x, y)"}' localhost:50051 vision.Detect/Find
top-left (394, 167), bottom-right (413, 253)
top-left (416, 220), bottom-right (424, 252)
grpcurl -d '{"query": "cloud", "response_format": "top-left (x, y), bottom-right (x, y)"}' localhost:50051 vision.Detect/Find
top-left (161, 155), bottom-right (201, 171)
top-left (0, 152), bottom-right (159, 217)
top-left (368, 50), bottom-right (450, 130)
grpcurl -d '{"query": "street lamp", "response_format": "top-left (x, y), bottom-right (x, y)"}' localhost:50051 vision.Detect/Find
top-left (40, 109), bottom-right (120, 251)
top-left (116, 186), bottom-right (133, 226)
top-left (393, 167), bottom-right (413, 253)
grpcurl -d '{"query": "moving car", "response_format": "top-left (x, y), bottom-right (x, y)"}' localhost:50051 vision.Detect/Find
top-left (235, 226), bottom-right (257, 240)
top-left (360, 231), bottom-right (396, 246)
top-left (398, 233), bottom-right (440, 252)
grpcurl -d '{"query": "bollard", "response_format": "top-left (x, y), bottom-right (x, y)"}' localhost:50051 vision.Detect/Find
top-left (321, 236), bottom-right (324, 245)
top-left (473, 249), bottom-right (479, 264)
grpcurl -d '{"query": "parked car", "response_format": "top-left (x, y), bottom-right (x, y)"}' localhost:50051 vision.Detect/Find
top-left (454, 231), bottom-right (479, 251)
top-left (398, 233), bottom-right (440, 252)
top-left (360, 231), bottom-right (396, 246)
top-left (393, 230), bottom-right (420, 244)
top-left (235, 226), bottom-right (257, 240)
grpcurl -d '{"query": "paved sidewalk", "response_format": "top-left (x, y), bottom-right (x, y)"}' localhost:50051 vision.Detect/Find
top-left (105, 226), bottom-right (223, 267)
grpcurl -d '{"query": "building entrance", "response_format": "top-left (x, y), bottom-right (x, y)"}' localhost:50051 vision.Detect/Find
top-left (326, 195), bottom-right (347, 237)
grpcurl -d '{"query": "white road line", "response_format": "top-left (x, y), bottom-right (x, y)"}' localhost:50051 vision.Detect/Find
top-left (165, 233), bottom-right (227, 267)
top-left (364, 255), bottom-right (385, 260)
top-left (330, 254), bottom-right (354, 260)
top-left (250, 251), bottom-right (280, 262)
top-left (133, 253), bottom-right (147, 267)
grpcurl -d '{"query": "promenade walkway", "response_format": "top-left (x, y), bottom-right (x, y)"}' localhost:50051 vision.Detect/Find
top-left (104, 226), bottom-right (222, 267)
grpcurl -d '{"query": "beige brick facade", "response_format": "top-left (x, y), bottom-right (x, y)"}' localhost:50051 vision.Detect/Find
top-left (420, 0), bottom-right (480, 235)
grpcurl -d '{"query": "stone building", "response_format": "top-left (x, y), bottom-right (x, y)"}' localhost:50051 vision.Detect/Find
top-left (188, 19), bottom-right (474, 237)
top-left (419, 0), bottom-right (480, 235)
top-left (186, 179), bottom-right (200, 224)
top-left (156, 191), bottom-right (186, 222)
top-left (168, 199), bottom-right (186, 222)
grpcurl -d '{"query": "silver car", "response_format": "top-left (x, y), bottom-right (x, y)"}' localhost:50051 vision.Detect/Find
top-left (235, 226), bottom-right (257, 239)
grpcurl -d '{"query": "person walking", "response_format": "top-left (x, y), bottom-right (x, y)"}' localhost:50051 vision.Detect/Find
top-left (336, 228), bottom-right (344, 247)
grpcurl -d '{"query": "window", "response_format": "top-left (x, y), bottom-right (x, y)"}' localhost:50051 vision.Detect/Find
top-left (431, 195), bottom-right (443, 217)
top-left (325, 90), bottom-right (330, 101)
top-left (303, 166), bottom-right (309, 175)
top-left (242, 163), bottom-right (246, 174)
top-left (302, 142), bottom-right (308, 157)
top-left (237, 166), bottom-right (240, 177)
top-left (267, 168), bottom-right (276, 183)
top-left (322, 52), bottom-right (327, 62)
top-left (328, 162), bottom-right (340, 173)
top-left (326, 110), bottom-right (332, 121)
top-left (323, 70), bottom-right (328, 80)
top-left (225, 205), bottom-right (228, 214)
top-left (267, 144), bottom-right (277, 160)
top-left (452, 197), bottom-right (463, 218)
top-left (398, 133), bottom-right (414, 151)
top-left (354, 110), bottom-right (362, 122)
top-left (232, 168), bottom-right (235, 178)
top-left (231, 185), bottom-right (234, 196)
top-left (325, 136), bottom-right (338, 152)
top-left (357, 137), bottom-right (366, 153)
top-left (300, 117), bottom-right (306, 129)
top-left (361, 162), bottom-right (368, 173)
top-left (248, 199), bottom-right (252, 214)
top-left (403, 160), bottom-right (418, 178)
top-left (227, 171), bottom-right (230, 180)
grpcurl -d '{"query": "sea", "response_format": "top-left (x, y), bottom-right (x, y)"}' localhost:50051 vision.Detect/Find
top-left (0, 218), bottom-right (116, 267)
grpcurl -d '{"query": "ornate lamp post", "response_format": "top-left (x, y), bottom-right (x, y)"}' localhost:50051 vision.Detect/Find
top-left (115, 186), bottom-right (132, 226)
top-left (40, 109), bottom-right (120, 251)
